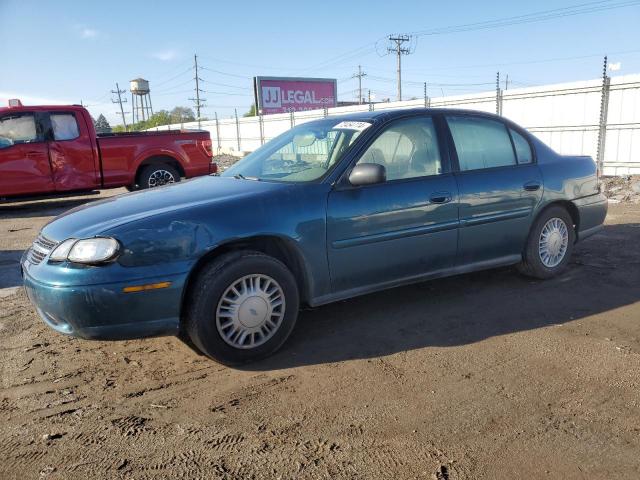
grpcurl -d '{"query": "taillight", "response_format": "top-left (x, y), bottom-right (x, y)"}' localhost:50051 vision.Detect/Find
top-left (199, 139), bottom-right (213, 157)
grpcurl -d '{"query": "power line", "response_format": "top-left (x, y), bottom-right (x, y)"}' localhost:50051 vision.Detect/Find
top-left (199, 66), bottom-right (251, 79)
top-left (409, 0), bottom-right (640, 37)
top-left (153, 66), bottom-right (194, 88)
top-left (419, 47), bottom-right (640, 72)
top-left (290, 0), bottom-right (639, 76)
top-left (154, 78), bottom-right (194, 93)
top-left (198, 54), bottom-right (282, 71)
top-left (153, 89), bottom-right (193, 97)
top-left (199, 78), bottom-right (250, 90)
top-left (201, 89), bottom-right (252, 96)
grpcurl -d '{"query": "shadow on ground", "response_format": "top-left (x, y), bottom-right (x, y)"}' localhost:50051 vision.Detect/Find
top-left (0, 194), bottom-right (102, 220)
top-left (243, 223), bottom-right (640, 370)
top-left (0, 250), bottom-right (25, 290)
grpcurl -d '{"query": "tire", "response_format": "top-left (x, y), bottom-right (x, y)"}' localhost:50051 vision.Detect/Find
top-left (138, 163), bottom-right (181, 189)
top-left (185, 251), bottom-right (300, 365)
top-left (517, 206), bottom-right (576, 279)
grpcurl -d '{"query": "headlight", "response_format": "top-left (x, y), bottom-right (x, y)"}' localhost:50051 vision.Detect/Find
top-left (49, 237), bottom-right (120, 264)
top-left (49, 238), bottom-right (77, 261)
top-left (68, 237), bottom-right (120, 264)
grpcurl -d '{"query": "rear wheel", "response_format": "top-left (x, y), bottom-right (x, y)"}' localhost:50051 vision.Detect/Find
top-left (138, 164), bottom-right (181, 189)
top-left (518, 206), bottom-right (575, 279)
top-left (185, 251), bottom-right (299, 365)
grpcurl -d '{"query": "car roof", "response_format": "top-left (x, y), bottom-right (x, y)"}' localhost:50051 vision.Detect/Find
top-left (309, 107), bottom-right (506, 125)
top-left (0, 104), bottom-right (86, 115)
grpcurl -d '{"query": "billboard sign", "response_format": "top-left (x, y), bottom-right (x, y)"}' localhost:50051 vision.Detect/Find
top-left (254, 76), bottom-right (337, 115)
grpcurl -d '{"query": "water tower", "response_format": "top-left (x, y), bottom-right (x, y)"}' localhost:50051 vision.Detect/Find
top-left (130, 78), bottom-right (153, 123)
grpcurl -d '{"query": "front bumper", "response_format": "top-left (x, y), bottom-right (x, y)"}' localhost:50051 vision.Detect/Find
top-left (22, 258), bottom-right (187, 340)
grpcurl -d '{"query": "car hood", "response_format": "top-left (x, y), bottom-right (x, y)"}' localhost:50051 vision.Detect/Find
top-left (42, 176), bottom-right (290, 241)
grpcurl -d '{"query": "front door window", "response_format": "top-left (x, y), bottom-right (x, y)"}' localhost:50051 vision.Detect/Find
top-left (356, 117), bottom-right (443, 180)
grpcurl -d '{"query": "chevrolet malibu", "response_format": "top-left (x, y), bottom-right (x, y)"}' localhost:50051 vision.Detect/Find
top-left (22, 108), bottom-right (608, 364)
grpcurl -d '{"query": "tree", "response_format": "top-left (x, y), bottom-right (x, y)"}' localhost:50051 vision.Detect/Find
top-left (145, 110), bottom-right (172, 128)
top-left (94, 114), bottom-right (112, 134)
top-left (170, 106), bottom-right (196, 124)
top-left (244, 104), bottom-right (257, 117)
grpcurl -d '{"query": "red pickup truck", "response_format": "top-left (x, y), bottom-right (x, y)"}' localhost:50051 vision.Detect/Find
top-left (0, 101), bottom-right (216, 198)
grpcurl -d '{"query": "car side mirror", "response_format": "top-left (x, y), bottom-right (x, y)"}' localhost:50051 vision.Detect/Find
top-left (348, 163), bottom-right (386, 186)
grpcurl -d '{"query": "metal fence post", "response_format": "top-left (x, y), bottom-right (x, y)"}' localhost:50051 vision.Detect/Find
top-left (424, 82), bottom-right (428, 108)
top-left (259, 113), bottom-right (264, 145)
top-left (496, 72), bottom-right (503, 116)
top-left (234, 108), bottom-right (241, 152)
top-left (596, 56), bottom-right (611, 172)
top-left (289, 110), bottom-right (295, 128)
top-left (214, 112), bottom-right (221, 153)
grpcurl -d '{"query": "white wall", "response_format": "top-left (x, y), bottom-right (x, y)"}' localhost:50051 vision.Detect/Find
top-left (151, 74), bottom-right (640, 175)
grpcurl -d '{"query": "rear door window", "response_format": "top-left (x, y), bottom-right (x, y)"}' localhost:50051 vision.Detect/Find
top-left (0, 113), bottom-right (39, 148)
top-left (509, 128), bottom-right (533, 164)
top-left (50, 113), bottom-right (80, 141)
top-left (446, 116), bottom-right (516, 171)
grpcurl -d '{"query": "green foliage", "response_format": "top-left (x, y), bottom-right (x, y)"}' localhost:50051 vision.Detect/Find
top-left (110, 106), bottom-right (198, 132)
top-left (243, 104), bottom-right (257, 117)
top-left (170, 106), bottom-right (196, 123)
top-left (94, 114), bottom-right (112, 134)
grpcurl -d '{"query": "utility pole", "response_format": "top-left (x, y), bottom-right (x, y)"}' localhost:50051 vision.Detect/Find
top-left (111, 82), bottom-right (128, 131)
top-left (504, 74), bottom-right (510, 90)
top-left (189, 54), bottom-right (206, 128)
top-left (352, 65), bottom-right (367, 104)
top-left (387, 34), bottom-right (412, 101)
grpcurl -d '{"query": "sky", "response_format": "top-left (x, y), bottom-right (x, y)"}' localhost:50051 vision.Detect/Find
top-left (1, 0), bottom-right (640, 125)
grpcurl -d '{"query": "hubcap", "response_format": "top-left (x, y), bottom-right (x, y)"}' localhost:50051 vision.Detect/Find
top-left (148, 169), bottom-right (176, 187)
top-left (215, 274), bottom-right (285, 349)
top-left (539, 217), bottom-right (569, 268)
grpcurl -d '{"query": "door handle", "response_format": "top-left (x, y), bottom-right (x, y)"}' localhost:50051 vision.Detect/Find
top-left (26, 151), bottom-right (44, 158)
top-left (523, 181), bottom-right (541, 192)
top-left (430, 191), bottom-right (452, 204)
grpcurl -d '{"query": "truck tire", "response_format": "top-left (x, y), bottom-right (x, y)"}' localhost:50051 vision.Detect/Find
top-left (184, 251), bottom-right (300, 365)
top-left (138, 164), bottom-right (181, 189)
top-left (517, 206), bottom-right (575, 279)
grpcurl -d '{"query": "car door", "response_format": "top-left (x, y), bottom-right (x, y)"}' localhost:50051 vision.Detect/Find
top-left (45, 111), bottom-right (99, 191)
top-left (445, 114), bottom-right (543, 266)
top-left (326, 114), bottom-right (459, 294)
top-left (0, 111), bottom-right (53, 196)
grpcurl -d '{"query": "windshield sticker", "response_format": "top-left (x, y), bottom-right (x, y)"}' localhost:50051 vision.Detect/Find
top-left (333, 121), bottom-right (372, 131)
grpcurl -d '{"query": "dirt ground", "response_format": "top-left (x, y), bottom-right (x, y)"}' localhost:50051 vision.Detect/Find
top-left (1, 189), bottom-right (639, 480)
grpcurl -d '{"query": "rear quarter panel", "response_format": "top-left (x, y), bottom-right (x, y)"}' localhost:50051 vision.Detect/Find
top-left (533, 136), bottom-right (606, 234)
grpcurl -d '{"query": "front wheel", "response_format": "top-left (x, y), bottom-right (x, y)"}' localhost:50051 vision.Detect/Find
top-left (185, 251), bottom-right (299, 365)
top-left (518, 206), bottom-right (575, 279)
top-left (138, 164), bottom-right (181, 189)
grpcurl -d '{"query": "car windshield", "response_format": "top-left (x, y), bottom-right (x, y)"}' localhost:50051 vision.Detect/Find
top-left (221, 118), bottom-right (371, 182)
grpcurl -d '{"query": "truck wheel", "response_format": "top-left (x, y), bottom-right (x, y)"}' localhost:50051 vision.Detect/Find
top-left (517, 206), bottom-right (575, 279)
top-left (185, 251), bottom-right (300, 365)
top-left (138, 164), bottom-right (181, 189)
